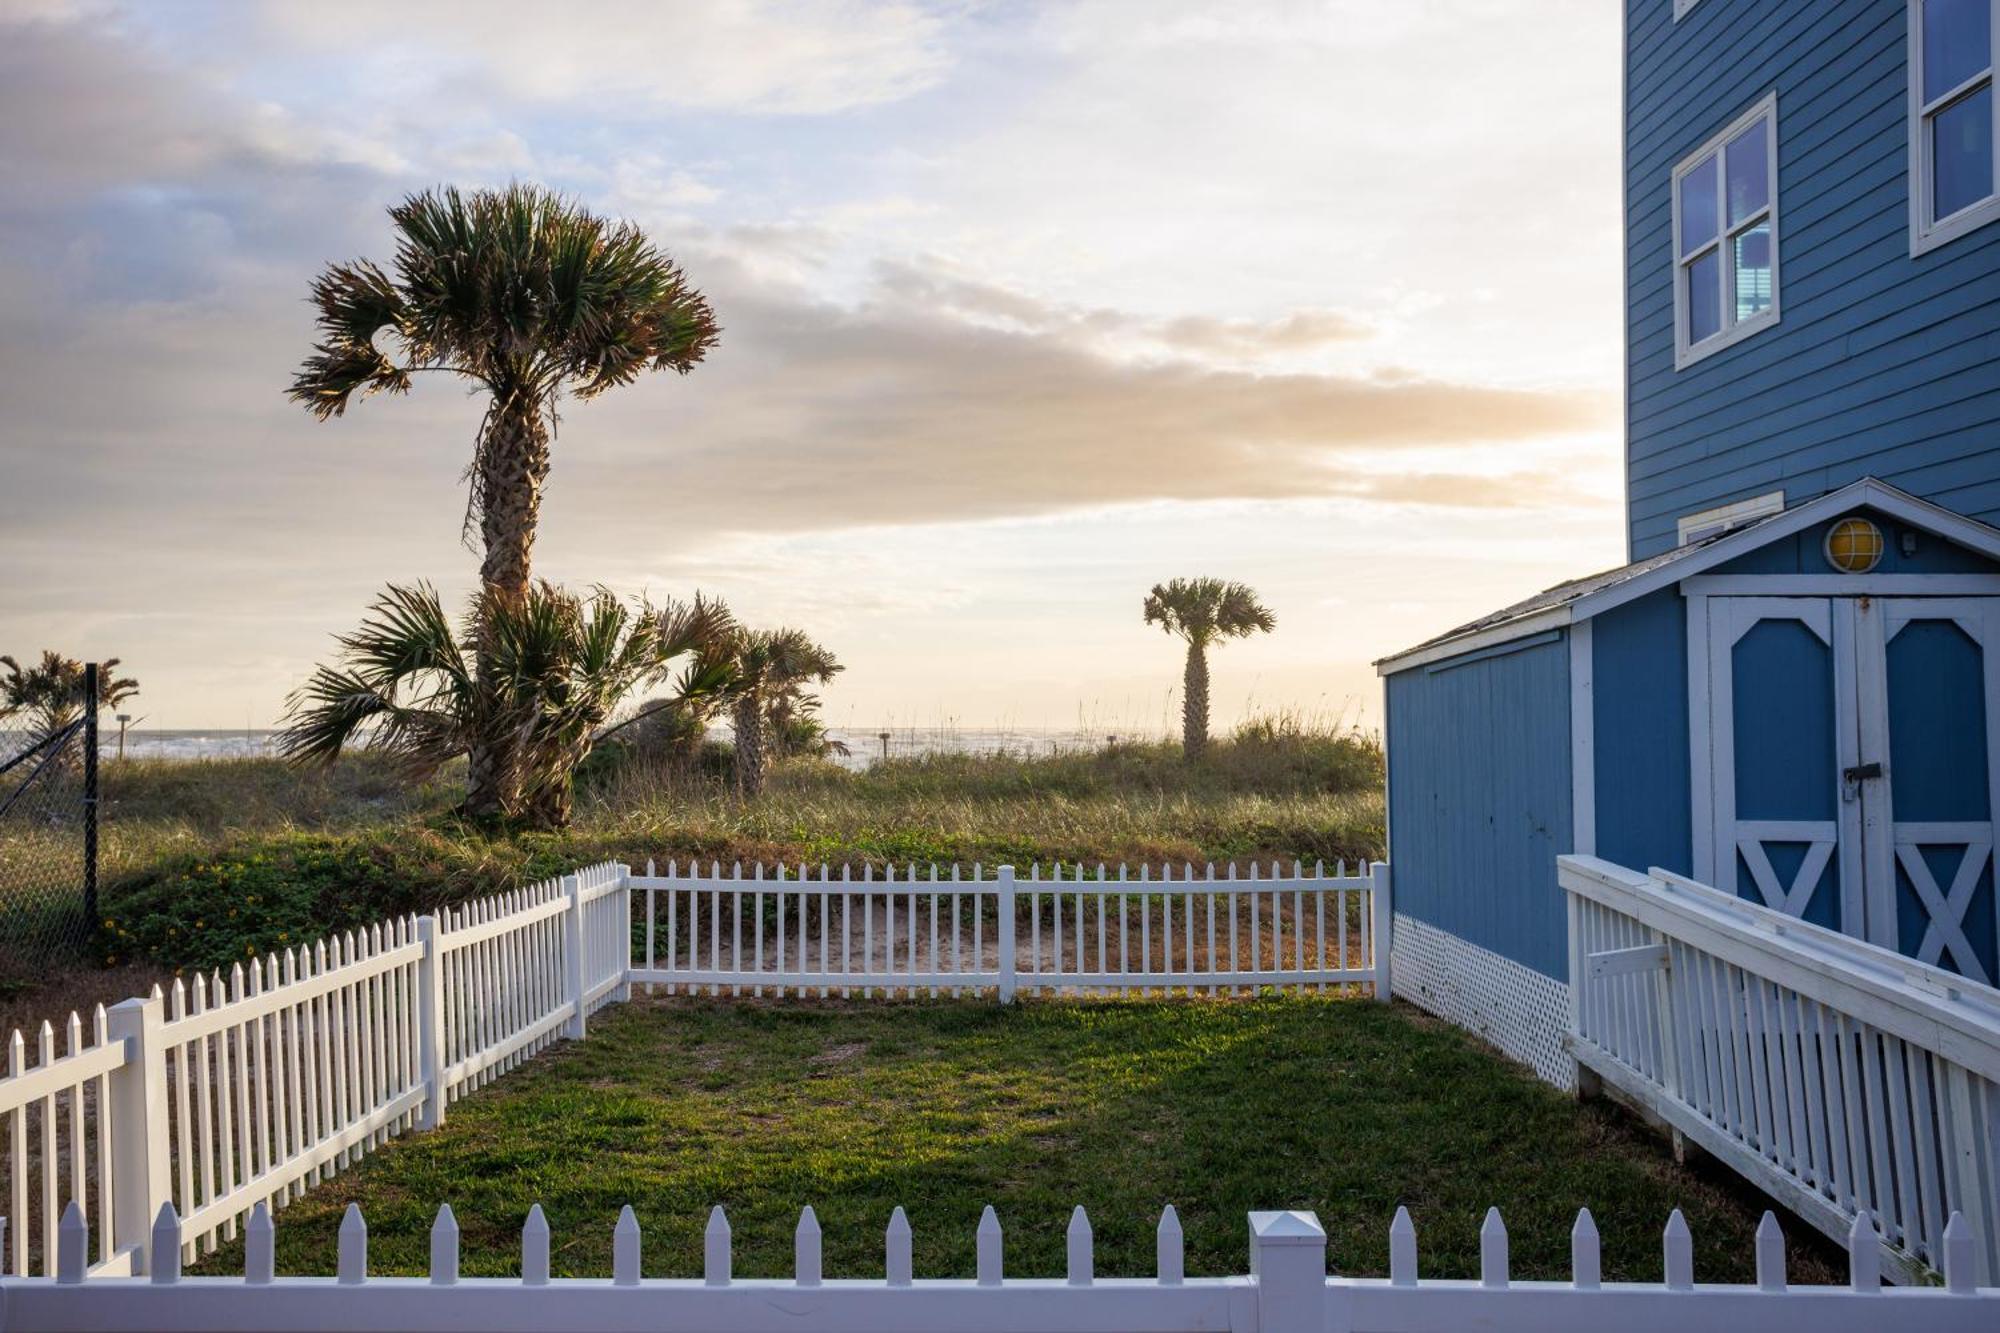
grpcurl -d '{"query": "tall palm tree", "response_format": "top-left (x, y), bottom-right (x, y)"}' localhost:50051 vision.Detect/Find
top-left (279, 582), bottom-right (734, 829)
top-left (725, 629), bottom-right (842, 797)
top-left (1142, 579), bottom-right (1275, 760)
top-left (287, 183), bottom-right (720, 816)
top-left (1, 652), bottom-right (139, 761)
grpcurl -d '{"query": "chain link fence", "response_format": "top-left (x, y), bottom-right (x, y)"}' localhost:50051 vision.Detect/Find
top-left (0, 669), bottom-right (99, 982)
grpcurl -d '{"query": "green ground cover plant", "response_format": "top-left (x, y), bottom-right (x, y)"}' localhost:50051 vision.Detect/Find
top-left (193, 996), bottom-right (1842, 1285)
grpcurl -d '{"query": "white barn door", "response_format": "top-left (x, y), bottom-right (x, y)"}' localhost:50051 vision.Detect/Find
top-left (1697, 594), bottom-right (2000, 983)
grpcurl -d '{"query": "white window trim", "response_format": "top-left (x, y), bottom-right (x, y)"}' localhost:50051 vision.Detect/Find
top-left (1673, 0), bottom-right (1704, 20)
top-left (1908, 0), bottom-right (2000, 256)
top-left (1672, 92), bottom-right (1782, 370)
top-left (1676, 489), bottom-right (1786, 545)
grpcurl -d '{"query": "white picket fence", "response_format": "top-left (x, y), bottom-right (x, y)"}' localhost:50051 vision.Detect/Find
top-left (0, 863), bottom-right (629, 1280)
top-left (1561, 854), bottom-right (2000, 1287)
top-left (2, 1191), bottom-right (1994, 1331)
top-left (0, 860), bottom-right (1382, 1283)
top-left (626, 859), bottom-right (1391, 1000)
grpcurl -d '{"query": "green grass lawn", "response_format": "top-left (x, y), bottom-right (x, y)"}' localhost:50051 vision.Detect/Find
top-left (196, 995), bottom-right (1842, 1285)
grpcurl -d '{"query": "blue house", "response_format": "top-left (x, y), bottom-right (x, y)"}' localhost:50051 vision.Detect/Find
top-left (1378, 0), bottom-right (2000, 1085)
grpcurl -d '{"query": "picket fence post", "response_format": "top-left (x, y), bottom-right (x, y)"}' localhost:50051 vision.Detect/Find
top-left (615, 864), bottom-right (634, 1004)
top-left (415, 915), bottom-right (447, 1130)
top-left (1369, 861), bottom-right (1393, 1002)
top-left (1249, 1210), bottom-right (1329, 1333)
top-left (104, 994), bottom-right (171, 1273)
top-left (997, 865), bottom-right (1017, 1004)
top-left (564, 874), bottom-right (587, 1040)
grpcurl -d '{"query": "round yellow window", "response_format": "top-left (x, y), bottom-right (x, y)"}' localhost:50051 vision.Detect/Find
top-left (1824, 516), bottom-right (1884, 573)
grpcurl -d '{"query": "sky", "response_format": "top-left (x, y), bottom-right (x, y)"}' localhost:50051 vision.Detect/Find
top-left (0, 0), bottom-right (1626, 734)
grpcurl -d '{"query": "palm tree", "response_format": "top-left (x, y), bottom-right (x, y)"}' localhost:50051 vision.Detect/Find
top-left (724, 629), bottom-right (843, 797)
top-left (1142, 579), bottom-right (1275, 760)
top-left (1, 652), bottom-right (139, 760)
top-left (279, 582), bottom-right (734, 829)
top-left (287, 183), bottom-right (720, 816)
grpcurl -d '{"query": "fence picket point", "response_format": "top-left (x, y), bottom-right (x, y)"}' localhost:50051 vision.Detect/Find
top-left (1755, 1211), bottom-right (1785, 1292)
top-left (614, 1205), bottom-right (640, 1286)
top-left (1850, 1209), bottom-right (1881, 1292)
top-left (1389, 1206), bottom-right (1417, 1287)
top-left (1570, 1208), bottom-right (1600, 1290)
top-left (245, 1202), bottom-right (274, 1285)
top-left (886, 1206), bottom-right (913, 1286)
top-left (706, 1205), bottom-right (731, 1286)
top-left (1067, 1205), bottom-right (1092, 1285)
top-left (149, 1202), bottom-right (180, 1285)
top-left (1156, 1205), bottom-right (1184, 1284)
top-left (1479, 1207), bottom-right (1507, 1289)
top-left (430, 1204), bottom-right (459, 1286)
top-left (795, 1206), bottom-right (822, 1287)
top-left (54, 1201), bottom-right (84, 1285)
top-left (336, 1203), bottom-right (365, 1285)
top-left (976, 1205), bottom-right (1002, 1286)
top-left (1664, 1209), bottom-right (1693, 1291)
top-left (522, 1204), bottom-right (550, 1286)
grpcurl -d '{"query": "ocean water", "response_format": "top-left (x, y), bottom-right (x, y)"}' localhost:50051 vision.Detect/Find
top-left (57, 727), bottom-right (1148, 771)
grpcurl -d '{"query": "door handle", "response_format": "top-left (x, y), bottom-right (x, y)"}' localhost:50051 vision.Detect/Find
top-left (1842, 761), bottom-right (1883, 802)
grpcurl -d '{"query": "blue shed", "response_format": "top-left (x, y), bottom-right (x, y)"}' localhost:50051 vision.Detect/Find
top-left (1378, 0), bottom-right (2000, 1084)
top-left (1376, 480), bottom-right (2000, 1083)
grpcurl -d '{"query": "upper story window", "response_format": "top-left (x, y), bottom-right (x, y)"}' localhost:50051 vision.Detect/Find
top-left (1673, 94), bottom-right (1780, 369)
top-left (1910, 0), bottom-right (1999, 254)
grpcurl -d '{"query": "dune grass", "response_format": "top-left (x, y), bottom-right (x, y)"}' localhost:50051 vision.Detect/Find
top-left (86, 724), bottom-right (1383, 984)
top-left (191, 995), bottom-right (1841, 1285)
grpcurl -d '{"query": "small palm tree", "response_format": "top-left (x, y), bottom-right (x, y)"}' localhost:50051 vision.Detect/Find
top-left (724, 629), bottom-right (843, 797)
top-left (1, 652), bottom-right (139, 758)
top-left (1142, 579), bottom-right (1275, 760)
top-left (279, 582), bottom-right (733, 829)
top-left (287, 183), bottom-right (720, 817)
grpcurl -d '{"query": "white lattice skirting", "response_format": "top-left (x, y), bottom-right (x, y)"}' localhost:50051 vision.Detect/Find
top-left (1390, 913), bottom-right (1574, 1089)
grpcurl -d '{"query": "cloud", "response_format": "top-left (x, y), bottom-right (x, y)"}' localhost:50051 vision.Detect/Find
top-left (257, 0), bottom-right (955, 116)
top-left (552, 248), bottom-right (1613, 536)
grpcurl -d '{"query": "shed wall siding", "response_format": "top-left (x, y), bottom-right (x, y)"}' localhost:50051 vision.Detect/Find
top-left (1385, 634), bottom-right (1572, 980)
top-left (1625, 0), bottom-right (2000, 558)
top-left (1591, 586), bottom-right (1694, 878)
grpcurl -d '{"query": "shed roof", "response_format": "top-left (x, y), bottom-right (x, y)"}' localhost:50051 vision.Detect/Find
top-left (1374, 478), bottom-right (2000, 675)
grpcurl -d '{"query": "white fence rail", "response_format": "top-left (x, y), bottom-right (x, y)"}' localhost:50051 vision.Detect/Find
top-left (627, 859), bottom-right (1391, 1000)
top-left (0, 860), bottom-right (1384, 1282)
top-left (3, 1191), bottom-right (1994, 1332)
top-left (1561, 854), bottom-right (2000, 1287)
top-left (0, 863), bottom-right (629, 1280)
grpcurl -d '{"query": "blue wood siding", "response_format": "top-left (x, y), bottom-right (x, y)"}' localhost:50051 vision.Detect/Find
top-left (1626, 0), bottom-right (2000, 559)
top-left (1385, 634), bottom-right (1572, 980)
top-left (1590, 587), bottom-right (1693, 877)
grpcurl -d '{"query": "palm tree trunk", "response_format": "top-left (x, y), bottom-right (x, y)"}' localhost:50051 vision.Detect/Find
top-left (464, 394), bottom-right (551, 819)
top-left (476, 395), bottom-right (552, 607)
top-left (1182, 638), bottom-right (1210, 760)
top-left (733, 694), bottom-right (766, 798)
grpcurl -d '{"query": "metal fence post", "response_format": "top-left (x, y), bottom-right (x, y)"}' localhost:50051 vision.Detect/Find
top-left (1249, 1211), bottom-right (1329, 1333)
top-left (415, 915), bottom-right (447, 1130)
top-left (564, 874), bottom-right (587, 1039)
top-left (997, 866), bottom-right (1017, 1004)
top-left (105, 994), bottom-right (170, 1273)
top-left (1369, 862), bottom-right (1392, 1002)
top-left (82, 663), bottom-right (100, 935)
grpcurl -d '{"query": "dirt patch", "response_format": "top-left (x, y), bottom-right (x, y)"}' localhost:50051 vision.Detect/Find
top-left (809, 1040), bottom-right (868, 1069)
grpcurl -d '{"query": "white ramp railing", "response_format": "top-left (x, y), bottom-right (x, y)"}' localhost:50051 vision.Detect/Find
top-left (1561, 854), bottom-right (2000, 1286)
